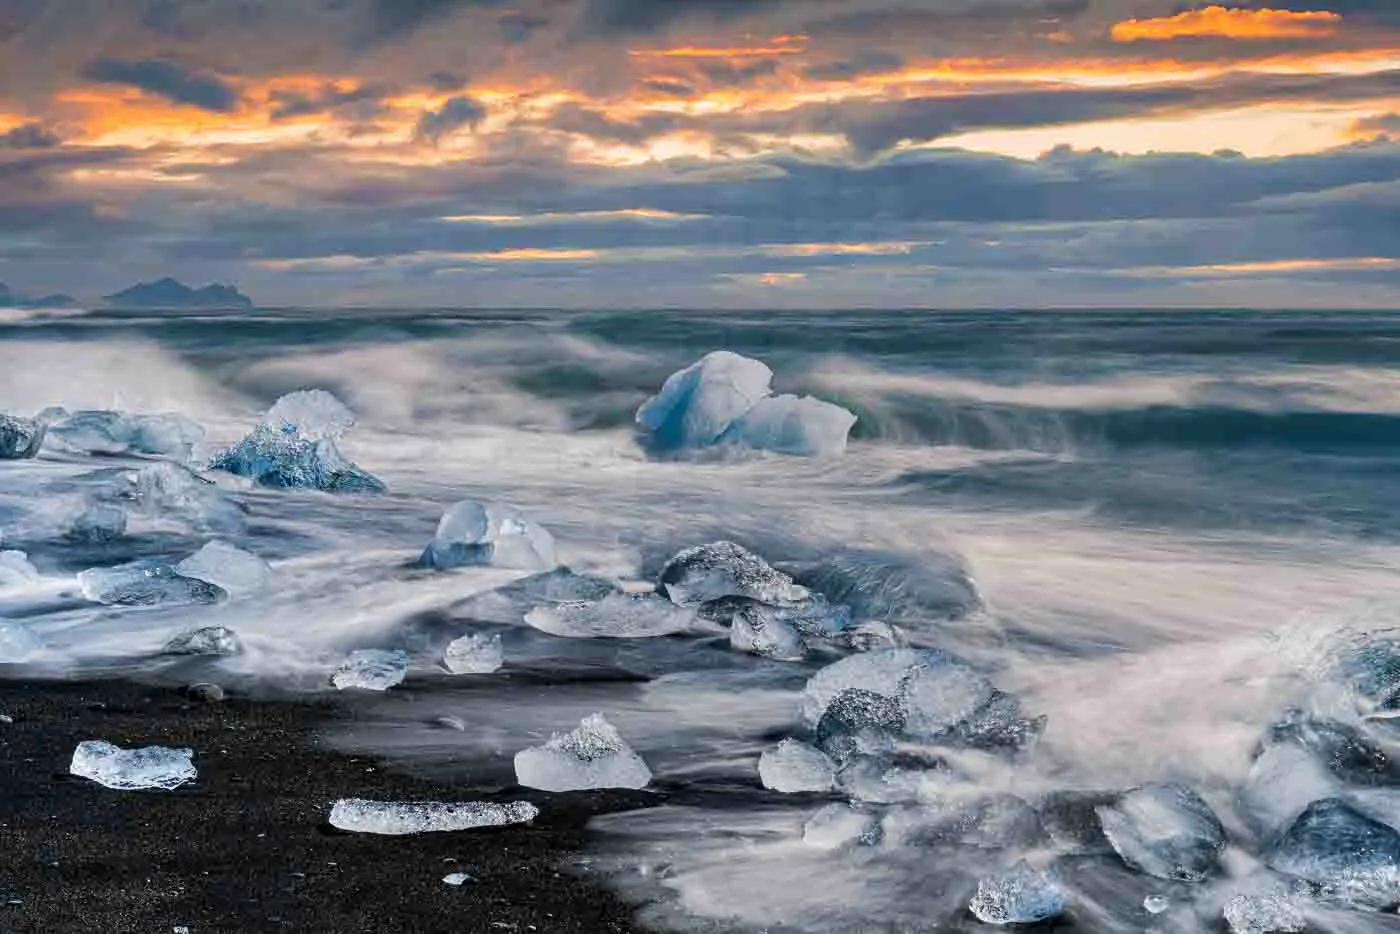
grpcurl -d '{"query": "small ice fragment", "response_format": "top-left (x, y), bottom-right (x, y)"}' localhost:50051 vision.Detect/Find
top-left (968, 861), bottom-right (1066, 926)
top-left (443, 872), bottom-right (474, 886)
top-left (78, 562), bottom-right (226, 607)
top-left (730, 603), bottom-right (807, 661)
top-left (0, 414), bottom-right (45, 459)
top-left (443, 632), bottom-right (503, 674)
top-left (210, 390), bottom-right (384, 493)
top-left (331, 649), bottom-right (409, 691)
top-left (68, 504), bottom-right (127, 543)
top-left (174, 541), bottom-right (272, 597)
top-left (758, 739), bottom-right (836, 793)
top-left (70, 740), bottom-right (196, 790)
top-left (514, 713), bottom-right (651, 792)
top-left (0, 551), bottom-right (39, 589)
top-left (1223, 893), bottom-right (1306, 934)
top-left (327, 798), bottom-right (538, 835)
top-left (421, 500), bottom-right (557, 571)
top-left (163, 626), bottom-right (243, 657)
top-left (803, 803), bottom-right (882, 849)
top-left (1267, 797), bottom-right (1400, 909)
top-left (524, 592), bottom-right (694, 639)
top-left (1096, 783), bottom-right (1226, 882)
top-left (0, 620), bottom-right (42, 662)
top-left (721, 393), bottom-right (857, 457)
top-left (635, 351), bottom-right (773, 452)
top-left (657, 541), bottom-right (808, 607)
top-left (1143, 895), bottom-right (1169, 915)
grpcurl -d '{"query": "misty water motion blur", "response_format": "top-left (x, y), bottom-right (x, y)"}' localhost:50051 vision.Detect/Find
top-left (4, 307), bottom-right (1400, 932)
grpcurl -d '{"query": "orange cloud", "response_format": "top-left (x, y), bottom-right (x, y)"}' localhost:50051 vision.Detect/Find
top-left (1111, 6), bottom-right (1342, 42)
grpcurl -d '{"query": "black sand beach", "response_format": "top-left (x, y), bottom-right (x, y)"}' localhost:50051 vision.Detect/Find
top-left (0, 678), bottom-right (649, 934)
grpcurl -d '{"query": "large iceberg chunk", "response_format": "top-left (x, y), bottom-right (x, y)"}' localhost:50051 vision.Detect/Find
top-left (657, 541), bottom-right (808, 608)
top-left (721, 394), bottom-right (857, 457)
top-left (1223, 892), bottom-right (1306, 934)
top-left (210, 390), bottom-right (385, 492)
top-left (1267, 797), bottom-right (1400, 910)
top-left (636, 351), bottom-right (773, 452)
top-left (78, 562), bottom-right (226, 607)
top-left (1096, 783), bottom-right (1226, 882)
top-left (0, 620), bottom-right (42, 662)
top-left (331, 649), bottom-right (409, 691)
top-left (524, 592), bottom-right (694, 639)
top-left (174, 541), bottom-right (272, 597)
top-left (0, 551), bottom-right (39, 589)
top-left (758, 739), bottom-right (837, 793)
top-left (0, 414), bottom-right (44, 459)
top-left (443, 632), bottom-right (504, 674)
top-left (421, 500), bottom-right (557, 571)
top-left (70, 740), bottom-right (196, 790)
top-left (968, 861), bottom-right (1066, 926)
top-left (514, 713), bottom-right (651, 792)
top-left (42, 408), bottom-right (205, 462)
top-left (328, 798), bottom-right (538, 835)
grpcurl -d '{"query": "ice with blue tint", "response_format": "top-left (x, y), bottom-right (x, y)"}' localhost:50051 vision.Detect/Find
top-left (328, 799), bottom-right (538, 835)
top-left (1096, 783), bottom-right (1226, 882)
top-left (452, 567), bottom-right (620, 623)
top-left (78, 561), bottom-right (227, 607)
top-left (0, 551), bottom-right (39, 589)
top-left (421, 499), bottom-right (557, 570)
top-left (1267, 797), bottom-right (1400, 910)
top-left (730, 603), bottom-right (807, 661)
top-left (968, 861), bottom-right (1066, 926)
top-left (514, 713), bottom-right (651, 792)
top-left (635, 351), bottom-right (773, 453)
top-left (163, 625), bottom-right (243, 657)
top-left (70, 740), bottom-right (197, 791)
top-left (41, 408), bottom-right (205, 462)
top-left (210, 389), bottom-right (385, 492)
top-left (1223, 892), bottom-right (1306, 934)
top-left (443, 632), bottom-right (504, 674)
top-left (331, 649), bottom-right (409, 691)
top-left (758, 739), bottom-right (837, 793)
top-left (815, 689), bottom-right (904, 765)
top-left (68, 504), bottom-right (128, 543)
top-left (722, 393), bottom-right (858, 457)
top-left (524, 592), bottom-right (694, 639)
top-left (0, 414), bottom-right (44, 459)
top-left (175, 541), bottom-right (272, 597)
top-left (657, 540), bottom-right (808, 608)
top-left (803, 803), bottom-right (883, 849)
top-left (0, 620), bottom-right (43, 662)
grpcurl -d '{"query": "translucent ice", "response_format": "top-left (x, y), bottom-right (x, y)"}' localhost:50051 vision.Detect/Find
top-left (968, 861), bottom-right (1066, 926)
top-left (514, 713), bottom-right (652, 792)
top-left (635, 351), bottom-right (773, 452)
top-left (421, 500), bottom-right (557, 571)
top-left (1242, 739), bottom-right (1340, 835)
top-left (163, 625), bottom-right (243, 657)
top-left (78, 562), bottom-right (227, 607)
top-left (815, 689), bottom-right (905, 764)
top-left (899, 656), bottom-right (997, 740)
top-left (721, 393), bottom-right (857, 457)
top-left (442, 872), bottom-right (473, 886)
top-left (730, 603), bottom-right (807, 661)
top-left (1223, 892), bottom-right (1306, 934)
top-left (0, 414), bottom-right (44, 459)
top-left (210, 390), bottom-right (385, 492)
top-left (0, 620), bottom-right (42, 662)
top-left (70, 740), bottom-right (196, 790)
top-left (175, 541), bottom-right (272, 597)
top-left (443, 632), bottom-right (504, 674)
top-left (451, 567), bottom-right (620, 623)
top-left (1267, 797), bottom-right (1400, 909)
top-left (524, 592), bottom-right (694, 639)
top-left (89, 462), bottom-right (244, 533)
top-left (657, 541), bottom-right (808, 607)
top-left (758, 739), bottom-right (836, 793)
top-left (331, 649), bottom-right (409, 691)
top-left (803, 803), bottom-right (883, 849)
top-left (1143, 895), bottom-right (1169, 914)
top-left (68, 504), bottom-right (127, 543)
top-left (1096, 783), bottom-right (1226, 882)
top-left (327, 798), bottom-right (538, 835)
top-left (801, 648), bottom-right (957, 727)
top-left (0, 551), bottom-right (39, 589)
top-left (44, 408), bottom-right (205, 461)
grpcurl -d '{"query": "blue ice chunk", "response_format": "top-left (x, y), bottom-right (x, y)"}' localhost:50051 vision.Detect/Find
top-left (43, 408), bottom-right (205, 461)
top-left (636, 351), bottom-right (773, 453)
top-left (0, 414), bottom-right (44, 459)
top-left (1267, 797), bottom-right (1400, 910)
top-left (968, 861), bottom-right (1066, 926)
top-left (78, 561), bottom-right (227, 607)
top-left (1096, 783), bottom-right (1226, 882)
top-left (210, 390), bottom-right (385, 492)
top-left (721, 393), bottom-right (857, 457)
top-left (421, 500), bottom-right (557, 570)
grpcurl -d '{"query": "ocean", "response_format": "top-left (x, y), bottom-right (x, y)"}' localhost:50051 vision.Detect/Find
top-left (3, 306), bottom-right (1400, 932)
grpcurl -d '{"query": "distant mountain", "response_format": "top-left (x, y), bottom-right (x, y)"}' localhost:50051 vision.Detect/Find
top-left (0, 282), bottom-right (77, 308)
top-left (103, 277), bottom-right (253, 309)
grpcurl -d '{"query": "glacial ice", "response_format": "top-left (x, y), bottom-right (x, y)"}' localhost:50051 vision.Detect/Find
top-left (1143, 895), bottom-right (1169, 915)
top-left (0, 414), bottom-right (44, 459)
top-left (1264, 709), bottom-right (1400, 786)
top-left (78, 562), bottom-right (227, 607)
top-left (789, 547), bottom-right (981, 623)
top-left (443, 632), bottom-right (504, 674)
top-left (442, 872), bottom-right (473, 885)
top-left (730, 602), bottom-right (807, 661)
top-left (657, 541), bottom-right (808, 607)
top-left (331, 649), bottom-right (409, 691)
top-left (210, 390), bottom-right (385, 492)
top-left (327, 798), bottom-right (538, 835)
top-left (1242, 738), bottom-right (1340, 835)
top-left (758, 739), bottom-right (837, 793)
top-left (421, 500), bottom-right (557, 570)
top-left (524, 592), bottom-right (694, 639)
top-left (1267, 797), bottom-right (1400, 910)
top-left (175, 541), bottom-right (272, 597)
top-left (899, 657), bottom-right (997, 740)
top-left (803, 803), bottom-right (883, 849)
top-left (968, 861), bottom-right (1066, 926)
top-left (800, 648), bottom-right (959, 727)
top-left (68, 504), bottom-right (128, 543)
top-left (1096, 783), bottom-right (1226, 882)
top-left (163, 625), bottom-right (243, 657)
top-left (0, 620), bottom-right (42, 662)
top-left (42, 408), bottom-right (205, 461)
top-left (514, 713), bottom-right (651, 792)
top-left (70, 740), bottom-right (196, 790)
top-left (635, 351), bottom-right (774, 452)
top-left (82, 462), bottom-right (245, 534)
top-left (0, 551), bottom-right (39, 589)
top-left (721, 394), bottom-right (858, 457)
top-left (1223, 892), bottom-right (1306, 934)
top-left (450, 567), bottom-right (620, 623)
top-left (815, 689), bottom-right (905, 764)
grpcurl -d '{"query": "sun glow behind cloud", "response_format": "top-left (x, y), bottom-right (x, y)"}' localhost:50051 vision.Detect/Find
top-left (1111, 7), bottom-right (1343, 43)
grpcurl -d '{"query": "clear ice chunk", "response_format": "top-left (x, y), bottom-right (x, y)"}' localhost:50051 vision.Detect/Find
top-left (758, 739), bottom-right (836, 793)
top-left (443, 872), bottom-right (473, 885)
top-left (44, 409), bottom-right (205, 461)
top-left (70, 740), bottom-right (196, 790)
top-left (803, 803), bottom-right (882, 849)
top-left (1096, 783), bottom-right (1226, 882)
top-left (452, 567), bottom-right (620, 623)
top-left (0, 550), bottom-right (39, 589)
top-left (657, 541), bottom-right (808, 607)
top-left (899, 655), bottom-right (997, 740)
top-left (514, 713), bottom-right (652, 792)
top-left (331, 649), bottom-right (409, 691)
top-left (78, 562), bottom-right (227, 607)
top-left (68, 504), bottom-right (128, 543)
top-left (635, 351), bottom-right (774, 452)
top-left (816, 689), bottom-right (905, 764)
top-left (210, 390), bottom-right (385, 492)
top-left (163, 625), bottom-right (243, 656)
top-left (175, 541), bottom-right (272, 597)
top-left (801, 648), bottom-right (955, 727)
top-left (524, 592), bottom-right (694, 639)
top-left (1223, 892), bottom-right (1306, 934)
top-left (968, 861), bottom-right (1066, 926)
top-left (730, 603), bottom-right (807, 661)
top-left (0, 620), bottom-right (42, 662)
top-left (1143, 895), bottom-right (1169, 915)
top-left (421, 500), bottom-right (557, 571)
top-left (1242, 741), bottom-right (1339, 835)
top-left (0, 414), bottom-right (44, 459)
top-left (1267, 797), bottom-right (1400, 910)
top-left (721, 393), bottom-right (857, 457)
top-left (443, 632), bottom-right (504, 674)
top-left (327, 798), bottom-right (538, 835)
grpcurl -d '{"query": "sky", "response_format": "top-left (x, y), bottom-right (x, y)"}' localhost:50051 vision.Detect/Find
top-left (1, 0), bottom-right (1400, 308)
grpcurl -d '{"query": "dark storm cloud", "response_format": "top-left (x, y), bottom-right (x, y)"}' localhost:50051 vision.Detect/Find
top-left (0, 123), bottom-right (61, 148)
top-left (415, 95), bottom-right (489, 142)
top-left (81, 58), bottom-right (240, 111)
